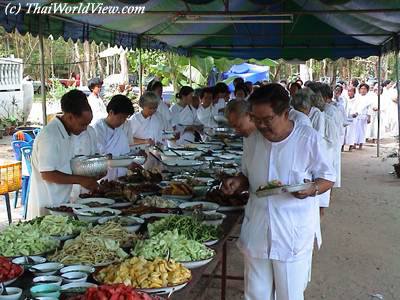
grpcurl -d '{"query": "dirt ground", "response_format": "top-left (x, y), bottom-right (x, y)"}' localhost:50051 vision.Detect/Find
top-left (1, 138), bottom-right (400, 300)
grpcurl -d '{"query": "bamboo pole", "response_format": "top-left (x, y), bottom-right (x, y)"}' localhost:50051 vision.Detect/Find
top-left (377, 54), bottom-right (381, 157)
top-left (38, 16), bottom-right (47, 125)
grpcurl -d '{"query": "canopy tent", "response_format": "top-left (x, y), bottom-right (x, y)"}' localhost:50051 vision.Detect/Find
top-left (1, 0), bottom-right (400, 157)
top-left (222, 63), bottom-right (270, 91)
top-left (1, 0), bottom-right (400, 59)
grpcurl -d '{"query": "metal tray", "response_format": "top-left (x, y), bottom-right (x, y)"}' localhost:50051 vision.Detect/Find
top-left (256, 182), bottom-right (314, 197)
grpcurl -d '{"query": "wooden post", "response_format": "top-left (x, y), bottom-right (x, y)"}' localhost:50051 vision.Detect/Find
top-left (377, 54), bottom-right (381, 157)
top-left (189, 54), bottom-right (192, 87)
top-left (138, 38), bottom-right (143, 96)
top-left (395, 39), bottom-right (400, 150)
top-left (38, 16), bottom-right (47, 125)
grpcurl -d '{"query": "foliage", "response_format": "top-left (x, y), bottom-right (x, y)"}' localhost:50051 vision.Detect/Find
top-left (47, 80), bottom-right (76, 103)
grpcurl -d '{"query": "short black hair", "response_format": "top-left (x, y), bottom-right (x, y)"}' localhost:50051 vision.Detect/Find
top-left (61, 89), bottom-right (91, 116)
top-left (288, 82), bottom-right (302, 91)
top-left (320, 83), bottom-right (333, 99)
top-left (383, 80), bottom-right (392, 87)
top-left (248, 83), bottom-right (290, 115)
top-left (351, 78), bottom-right (359, 88)
top-left (193, 88), bottom-right (202, 98)
top-left (234, 83), bottom-right (249, 96)
top-left (359, 83), bottom-right (370, 91)
top-left (147, 80), bottom-right (163, 92)
top-left (176, 86), bottom-right (194, 99)
top-left (233, 77), bottom-right (245, 87)
top-left (106, 94), bottom-right (135, 115)
top-left (88, 77), bottom-right (103, 92)
top-left (200, 87), bottom-right (214, 99)
top-left (335, 84), bottom-right (343, 93)
top-left (214, 82), bottom-right (229, 94)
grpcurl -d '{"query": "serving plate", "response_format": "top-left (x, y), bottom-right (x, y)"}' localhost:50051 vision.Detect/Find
top-left (75, 198), bottom-right (115, 207)
top-left (47, 204), bottom-right (89, 217)
top-left (203, 239), bottom-right (219, 246)
top-left (180, 256), bottom-right (214, 269)
top-left (217, 205), bottom-right (245, 212)
top-left (256, 182), bottom-right (314, 197)
top-left (137, 281), bottom-right (189, 295)
top-left (179, 201), bottom-right (220, 214)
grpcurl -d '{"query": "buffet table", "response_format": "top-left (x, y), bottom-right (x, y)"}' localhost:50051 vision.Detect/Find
top-left (11, 211), bottom-right (244, 300)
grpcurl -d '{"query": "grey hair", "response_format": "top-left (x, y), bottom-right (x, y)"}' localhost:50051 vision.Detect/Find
top-left (310, 92), bottom-right (326, 112)
top-left (224, 99), bottom-right (250, 118)
top-left (139, 91), bottom-right (160, 108)
top-left (291, 88), bottom-right (313, 112)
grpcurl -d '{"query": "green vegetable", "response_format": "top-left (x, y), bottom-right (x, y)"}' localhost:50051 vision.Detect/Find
top-left (0, 223), bottom-right (59, 257)
top-left (132, 229), bottom-right (214, 262)
top-left (148, 215), bottom-right (221, 243)
top-left (26, 215), bottom-right (88, 237)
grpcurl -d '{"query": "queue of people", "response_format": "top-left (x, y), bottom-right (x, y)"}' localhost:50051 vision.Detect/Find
top-left (26, 75), bottom-right (397, 300)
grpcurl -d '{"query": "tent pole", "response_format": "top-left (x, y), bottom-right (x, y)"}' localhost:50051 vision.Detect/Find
top-left (138, 39), bottom-right (143, 97)
top-left (38, 16), bottom-right (47, 125)
top-left (189, 54), bottom-right (192, 87)
top-left (396, 39), bottom-right (400, 154)
top-left (377, 54), bottom-right (381, 157)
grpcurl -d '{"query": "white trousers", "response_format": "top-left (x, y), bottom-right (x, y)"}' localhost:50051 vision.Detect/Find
top-left (244, 255), bottom-right (311, 300)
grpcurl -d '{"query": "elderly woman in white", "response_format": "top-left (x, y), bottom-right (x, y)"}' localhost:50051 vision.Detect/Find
top-left (93, 94), bottom-right (135, 181)
top-left (222, 84), bottom-right (335, 300)
top-left (129, 91), bottom-right (164, 146)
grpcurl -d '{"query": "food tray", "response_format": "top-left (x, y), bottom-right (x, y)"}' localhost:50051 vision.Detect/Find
top-left (256, 182), bottom-right (314, 197)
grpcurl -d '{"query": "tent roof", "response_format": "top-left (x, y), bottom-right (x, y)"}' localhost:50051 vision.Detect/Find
top-left (1, 0), bottom-right (400, 60)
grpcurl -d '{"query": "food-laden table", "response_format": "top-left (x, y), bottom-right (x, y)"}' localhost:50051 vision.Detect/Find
top-left (171, 211), bottom-right (243, 300)
top-left (11, 211), bottom-right (244, 300)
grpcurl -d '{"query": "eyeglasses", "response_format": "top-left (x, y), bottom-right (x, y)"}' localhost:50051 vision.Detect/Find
top-left (249, 114), bottom-right (276, 125)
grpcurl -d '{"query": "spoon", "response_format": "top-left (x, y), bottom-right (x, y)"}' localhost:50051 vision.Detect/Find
top-left (0, 282), bottom-right (8, 295)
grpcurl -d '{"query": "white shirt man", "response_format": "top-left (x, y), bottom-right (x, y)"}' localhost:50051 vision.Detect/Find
top-left (238, 123), bottom-right (335, 300)
top-left (223, 84), bottom-right (335, 300)
top-left (87, 93), bottom-right (107, 125)
top-left (28, 118), bottom-right (75, 218)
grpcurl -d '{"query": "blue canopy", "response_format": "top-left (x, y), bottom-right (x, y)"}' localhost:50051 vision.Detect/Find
top-left (223, 63), bottom-right (270, 91)
top-left (1, 1), bottom-right (400, 60)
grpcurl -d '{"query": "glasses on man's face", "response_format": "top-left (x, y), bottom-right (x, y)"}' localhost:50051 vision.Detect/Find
top-left (249, 114), bottom-right (276, 125)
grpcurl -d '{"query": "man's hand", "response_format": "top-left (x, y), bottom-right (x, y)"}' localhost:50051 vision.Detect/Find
top-left (80, 177), bottom-right (100, 192)
top-left (292, 180), bottom-right (317, 199)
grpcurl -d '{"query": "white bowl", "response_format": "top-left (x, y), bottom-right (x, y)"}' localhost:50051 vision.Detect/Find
top-left (61, 271), bottom-right (88, 283)
top-left (75, 198), bottom-right (115, 208)
top-left (0, 287), bottom-right (22, 300)
top-left (179, 201), bottom-right (220, 214)
top-left (180, 256), bottom-right (214, 269)
top-left (98, 216), bottom-right (144, 233)
top-left (12, 256), bottom-right (46, 269)
top-left (60, 265), bottom-right (95, 274)
top-left (47, 204), bottom-right (89, 217)
top-left (60, 282), bottom-right (97, 293)
top-left (33, 275), bottom-right (63, 286)
top-left (73, 207), bottom-right (121, 223)
top-left (201, 212), bottom-right (227, 226)
top-left (29, 262), bottom-right (64, 276)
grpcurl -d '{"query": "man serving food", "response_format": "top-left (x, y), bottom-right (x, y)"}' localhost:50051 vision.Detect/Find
top-left (222, 84), bottom-right (335, 300)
